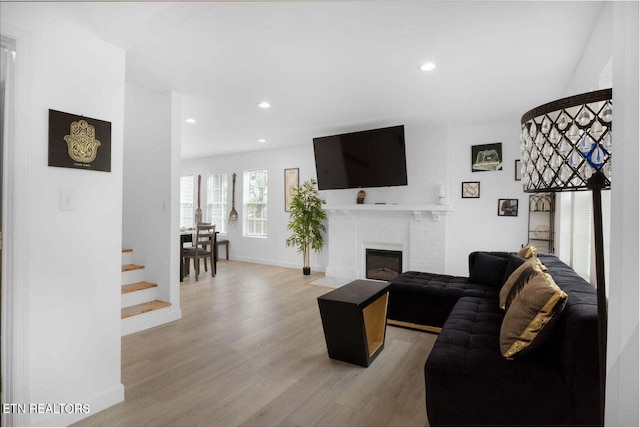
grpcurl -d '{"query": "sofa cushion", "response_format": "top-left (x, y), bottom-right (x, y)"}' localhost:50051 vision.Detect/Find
top-left (500, 269), bottom-right (568, 358)
top-left (468, 251), bottom-right (512, 274)
top-left (536, 254), bottom-right (599, 426)
top-left (499, 257), bottom-right (546, 310)
top-left (387, 271), bottom-right (498, 328)
top-left (468, 252), bottom-right (510, 287)
top-left (426, 296), bottom-right (574, 426)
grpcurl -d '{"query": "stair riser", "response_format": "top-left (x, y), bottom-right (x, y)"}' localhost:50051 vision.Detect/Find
top-left (122, 288), bottom-right (158, 308)
top-left (119, 249), bottom-right (177, 335)
top-left (121, 306), bottom-right (180, 336)
top-left (122, 269), bottom-right (145, 285)
top-left (121, 251), bottom-right (133, 265)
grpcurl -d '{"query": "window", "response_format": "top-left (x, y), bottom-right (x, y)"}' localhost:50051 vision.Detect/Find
top-left (180, 175), bottom-right (194, 229)
top-left (558, 191), bottom-right (594, 282)
top-left (244, 169), bottom-right (268, 237)
top-left (570, 192), bottom-right (593, 281)
top-left (206, 172), bottom-right (228, 234)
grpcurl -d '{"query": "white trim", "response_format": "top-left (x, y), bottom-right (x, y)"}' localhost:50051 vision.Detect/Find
top-left (323, 203), bottom-right (451, 222)
top-left (228, 255), bottom-right (326, 273)
top-left (1, 27), bottom-right (32, 428)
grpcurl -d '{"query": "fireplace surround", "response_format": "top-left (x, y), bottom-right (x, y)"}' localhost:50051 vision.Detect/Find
top-left (323, 204), bottom-right (450, 280)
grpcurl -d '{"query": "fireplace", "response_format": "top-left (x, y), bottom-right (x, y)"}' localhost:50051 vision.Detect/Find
top-left (366, 249), bottom-right (402, 281)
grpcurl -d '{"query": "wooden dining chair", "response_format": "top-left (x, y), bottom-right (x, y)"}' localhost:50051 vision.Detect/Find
top-left (182, 224), bottom-right (215, 281)
top-left (191, 222), bottom-right (216, 273)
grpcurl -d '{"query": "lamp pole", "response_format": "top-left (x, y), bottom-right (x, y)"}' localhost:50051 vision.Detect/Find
top-left (587, 170), bottom-right (608, 426)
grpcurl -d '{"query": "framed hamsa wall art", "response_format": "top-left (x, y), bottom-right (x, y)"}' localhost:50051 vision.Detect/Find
top-left (48, 109), bottom-right (111, 172)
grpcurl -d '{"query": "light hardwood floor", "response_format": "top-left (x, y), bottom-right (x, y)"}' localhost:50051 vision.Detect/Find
top-left (76, 261), bottom-right (436, 427)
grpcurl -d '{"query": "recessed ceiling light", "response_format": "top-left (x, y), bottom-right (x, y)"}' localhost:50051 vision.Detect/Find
top-left (420, 62), bottom-right (436, 71)
top-left (258, 101), bottom-right (271, 109)
top-left (185, 118), bottom-right (196, 123)
top-left (258, 139), bottom-right (267, 143)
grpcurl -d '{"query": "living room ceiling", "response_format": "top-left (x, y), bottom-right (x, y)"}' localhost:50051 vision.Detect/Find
top-left (54, 1), bottom-right (607, 159)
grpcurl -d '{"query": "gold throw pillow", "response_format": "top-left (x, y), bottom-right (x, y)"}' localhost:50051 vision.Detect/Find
top-left (499, 257), bottom-right (546, 310)
top-left (517, 245), bottom-right (537, 259)
top-left (500, 270), bottom-right (567, 359)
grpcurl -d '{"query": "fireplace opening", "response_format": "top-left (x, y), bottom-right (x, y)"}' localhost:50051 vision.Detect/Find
top-left (366, 249), bottom-right (402, 281)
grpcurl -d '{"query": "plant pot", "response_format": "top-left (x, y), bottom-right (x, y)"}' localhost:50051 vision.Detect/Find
top-left (303, 267), bottom-right (311, 275)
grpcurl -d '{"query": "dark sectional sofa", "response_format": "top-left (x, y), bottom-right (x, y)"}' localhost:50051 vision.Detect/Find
top-left (387, 251), bottom-right (600, 426)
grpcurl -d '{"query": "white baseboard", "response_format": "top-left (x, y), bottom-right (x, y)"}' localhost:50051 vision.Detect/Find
top-left (29, 383), bottom-right (124, 427)
top-left (121, 306), bottom-right (182, 336)
top-left (230, 255), bottom-right (325, 273)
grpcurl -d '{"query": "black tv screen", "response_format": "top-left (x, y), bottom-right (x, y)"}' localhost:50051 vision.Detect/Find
top-left (313, 125), bottom-right (408, 190)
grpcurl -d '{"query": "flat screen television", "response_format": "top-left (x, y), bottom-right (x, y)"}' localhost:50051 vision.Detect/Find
top-left (313, 125), bottom-right (408, 190)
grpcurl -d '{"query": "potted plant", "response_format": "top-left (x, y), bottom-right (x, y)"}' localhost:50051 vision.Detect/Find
top-left (286, 179), bottom-right (327, 275)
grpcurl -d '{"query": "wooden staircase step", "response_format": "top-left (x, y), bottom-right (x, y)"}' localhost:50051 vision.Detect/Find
top-left (121, 300), bottom-right (171, 319)
top-left (122, 281), bottom-right (157, 294)
top-left (122, 248), bottom-right (133, 253)
top-left (122, 264), bottom-right (144, 272)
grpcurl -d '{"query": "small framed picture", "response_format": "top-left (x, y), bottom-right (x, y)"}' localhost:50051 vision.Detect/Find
top-left (471, 142), bottom-right (503, 172)
top-left (284, 168), bottom-right (299, 212)
top-left (498, 199), bottom-right (519, 216)
top-left (462, 181), bottom-right (480, 198)
top-left (515, 160), bottom-right (522, 181)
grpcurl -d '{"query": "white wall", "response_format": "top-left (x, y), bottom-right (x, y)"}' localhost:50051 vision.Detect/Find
top-left (320, 120), bottom-right (449, 206)
top-left (564, 2), bottom-right (613, 97)
top-left (1, 3), bottom-right (125, 426)
top-left (182, 115), bottom-right (530, 279)
top-left (123, 82), bottom-right (182, 319)
top-left (169, 92), bottom-right (183, 306)
top-left (181, 143), bottom-right (326, 272)
top-left (123, 83), bottom-right (171, 287)
top-left (607, 2), bottom-right (639, 425)
top-left (445, 120), bottom-right (527, 275)
top-left (181, 119), bottom-right (449, 273)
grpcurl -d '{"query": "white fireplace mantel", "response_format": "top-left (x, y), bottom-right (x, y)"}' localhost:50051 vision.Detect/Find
top-left (323, 203), bottom-right (449, 279)
top-left (323, 203), bottom-right (451, 222)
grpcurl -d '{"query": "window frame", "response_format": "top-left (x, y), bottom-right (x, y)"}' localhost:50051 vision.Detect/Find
top-left (179, 175), bottom-right (195, 229)
top-left (206, 172), bottom-right (228, 234)
top-left (243, 169), bottom-right (268, 238)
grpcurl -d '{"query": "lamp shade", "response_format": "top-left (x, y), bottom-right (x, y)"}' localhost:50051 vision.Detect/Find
top-left (520, 89), bottom-right (612, 193)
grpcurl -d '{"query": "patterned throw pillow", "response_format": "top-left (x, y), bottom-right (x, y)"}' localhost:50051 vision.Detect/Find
top-left (499, 257), bottom-right (546, 310)
top-left (499, 269), bottom-right (567, 359)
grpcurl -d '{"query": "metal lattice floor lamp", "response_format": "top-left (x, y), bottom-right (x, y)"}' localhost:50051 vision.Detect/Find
top-left (520, 88), bottom-right (612, 425)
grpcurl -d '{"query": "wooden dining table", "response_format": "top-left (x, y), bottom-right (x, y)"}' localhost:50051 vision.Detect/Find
top-left (180, 229), bottom-right (218, 281)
